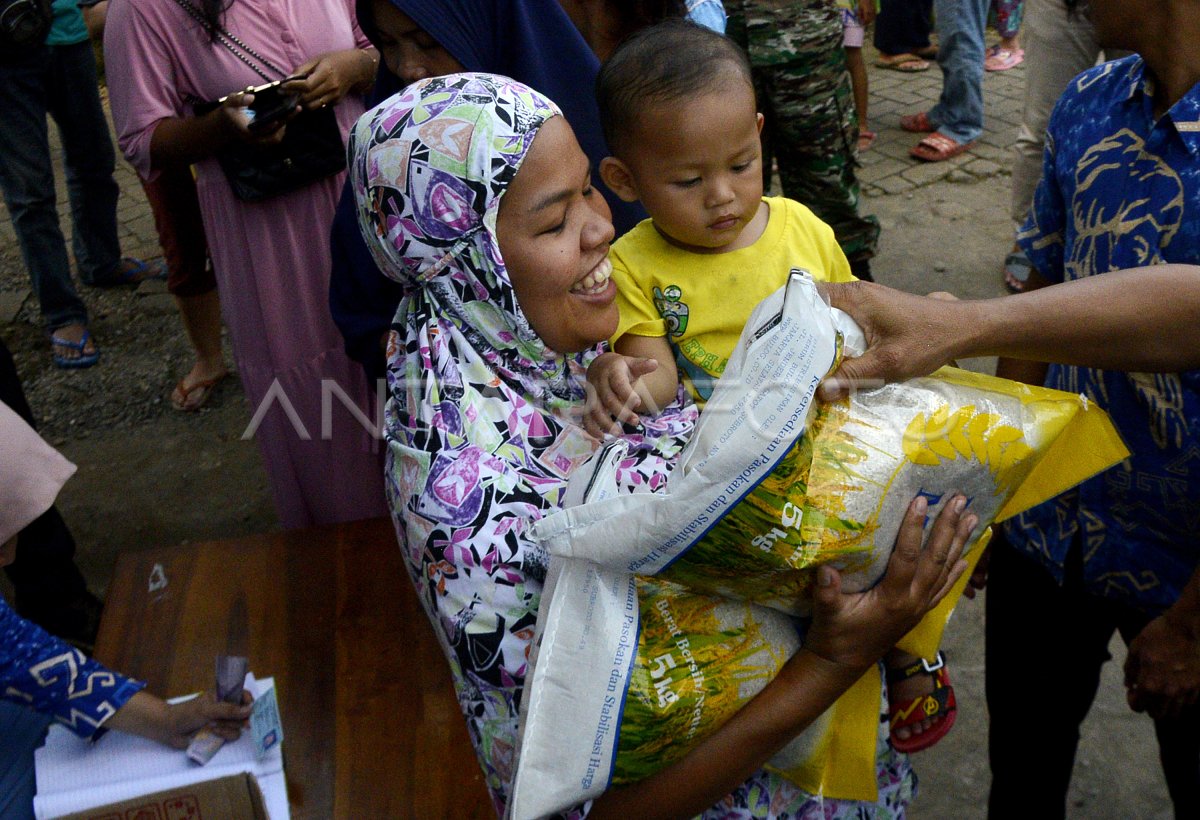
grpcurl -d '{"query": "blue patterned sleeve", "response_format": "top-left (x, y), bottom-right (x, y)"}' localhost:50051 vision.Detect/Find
top-left (1, 597), bottom-right (145, 739)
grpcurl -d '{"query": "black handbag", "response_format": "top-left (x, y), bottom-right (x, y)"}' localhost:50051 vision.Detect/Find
top-left (175, 0), bottom-right (347, 202)
top-left (194, 102), bottom-right (347, 202)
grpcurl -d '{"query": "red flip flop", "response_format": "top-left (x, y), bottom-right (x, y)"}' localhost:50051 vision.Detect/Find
top-left (888, 651), bottom-right (958, 754)
top-left (910, 132), bottom-right (974, 162)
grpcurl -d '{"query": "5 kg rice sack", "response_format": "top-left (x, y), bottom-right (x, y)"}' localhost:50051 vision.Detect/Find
top-left (534, 271), bottom-right (1128, 629)
top-left (510, 557), bottom-right (857, 820)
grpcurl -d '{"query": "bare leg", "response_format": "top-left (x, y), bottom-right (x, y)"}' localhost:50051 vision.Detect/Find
top-left (846, 47), bottom-right (874, 151)
top-left (171, 288), bottom-right (228, 410)
top-left (847, 47), bottom-right (869, 133)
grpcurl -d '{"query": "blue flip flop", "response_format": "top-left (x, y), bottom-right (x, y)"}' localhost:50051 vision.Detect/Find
top-left (93, 257), bottom-right (167, 287)
top-left (50, 329), bottom-right (100, 369)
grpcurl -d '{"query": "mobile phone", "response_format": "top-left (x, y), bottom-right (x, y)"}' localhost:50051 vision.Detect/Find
top-left (243, 79), bottom-right (301, 132)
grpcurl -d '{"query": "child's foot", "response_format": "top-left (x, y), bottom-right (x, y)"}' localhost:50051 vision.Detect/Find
top-left (886, 650), bottom-right (957, 753)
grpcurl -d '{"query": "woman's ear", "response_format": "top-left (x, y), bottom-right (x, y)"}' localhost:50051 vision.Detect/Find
top-left (599, 157), bottom-right (640, 203)
top-left (756, 112), bottom-right (765, 134)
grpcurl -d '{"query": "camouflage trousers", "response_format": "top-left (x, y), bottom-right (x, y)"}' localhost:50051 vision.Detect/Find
top-left (729, 4), bottom-right (880, 263)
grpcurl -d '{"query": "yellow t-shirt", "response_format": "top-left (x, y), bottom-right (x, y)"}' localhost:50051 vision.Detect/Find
top-left (611, 196), bottom-right (854, 401)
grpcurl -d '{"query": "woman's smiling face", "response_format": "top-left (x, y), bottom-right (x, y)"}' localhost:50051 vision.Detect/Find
top-left (497, 116), bottom-right (617, 355)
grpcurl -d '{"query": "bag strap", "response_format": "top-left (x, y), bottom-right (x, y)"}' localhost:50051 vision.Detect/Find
top-left (170, 0), bottom-right (288, 82)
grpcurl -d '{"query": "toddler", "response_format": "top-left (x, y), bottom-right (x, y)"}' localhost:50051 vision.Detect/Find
top-left (587, 19), bottom-right (956, 754)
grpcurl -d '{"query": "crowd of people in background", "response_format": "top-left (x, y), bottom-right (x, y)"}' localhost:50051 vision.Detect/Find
top-left (2, 0), bottom-right (1197, 817)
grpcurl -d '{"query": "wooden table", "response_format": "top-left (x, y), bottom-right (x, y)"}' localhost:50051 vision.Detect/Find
top-left (93, 517), bottom-right (494, 819)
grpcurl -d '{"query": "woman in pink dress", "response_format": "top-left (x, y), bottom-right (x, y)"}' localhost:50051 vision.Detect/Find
top-left (104, 0), bottom-right (388, 527)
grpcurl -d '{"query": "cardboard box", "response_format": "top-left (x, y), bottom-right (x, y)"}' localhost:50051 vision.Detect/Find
top-left (54, 772), bottom-right (267, 820)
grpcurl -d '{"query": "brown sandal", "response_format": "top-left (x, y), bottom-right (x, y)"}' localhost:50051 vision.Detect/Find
top-left (910, 133), bottom-right (974, 162)
top-left (875, 53), bottom-right (930, 72)
top-left (170, 372), bottom-right (228, 411)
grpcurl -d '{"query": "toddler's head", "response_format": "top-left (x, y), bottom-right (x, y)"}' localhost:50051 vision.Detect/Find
top-left (597, 20), bottom-right (763, 253)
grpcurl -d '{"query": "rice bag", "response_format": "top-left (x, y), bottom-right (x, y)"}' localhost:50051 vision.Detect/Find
top-left (510, 556), bottom-right (866, 820)
top-left (533, 271), bottom-right (1128, 628)
top-left (512, 272), bottom-right (1128, 815)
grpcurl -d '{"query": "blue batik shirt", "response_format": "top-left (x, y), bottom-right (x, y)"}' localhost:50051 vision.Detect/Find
top-left (1, 597), bottom-right (144, 738)
top-left (1008, 55), bottom-right (1200, 614)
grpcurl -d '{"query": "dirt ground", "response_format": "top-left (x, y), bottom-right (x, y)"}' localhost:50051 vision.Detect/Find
top-left (0, 111), bottom-right (1173, 820)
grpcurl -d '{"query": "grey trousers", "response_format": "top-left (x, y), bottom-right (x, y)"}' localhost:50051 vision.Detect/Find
top-left (1010, 0), bottom-right (1100, 226)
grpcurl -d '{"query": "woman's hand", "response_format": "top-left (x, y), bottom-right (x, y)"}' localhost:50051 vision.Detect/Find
top-left (804, 494), bottom-right (974, 673)
top-left (291, 49), bottom-right (378, 110)
top-left (149, 92), bottom-right (285, 169)
top-left (589, 495), bottom-right (973, 819)
top-left (105, 690), bottom-right (252, 749)
top-left (218, 90), bottom-right (292, 146)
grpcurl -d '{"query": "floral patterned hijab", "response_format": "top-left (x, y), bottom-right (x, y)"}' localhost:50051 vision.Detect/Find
top-left (351, 73), bottom-right (598, 412)
top-left (346, 75), bottom-right (920, 817)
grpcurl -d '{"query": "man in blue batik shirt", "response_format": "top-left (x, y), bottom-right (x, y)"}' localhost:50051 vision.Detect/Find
top-left (988, 0), bottom-right (1200, 815)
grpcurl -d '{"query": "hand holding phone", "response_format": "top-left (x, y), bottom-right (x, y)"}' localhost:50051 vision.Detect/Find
top-left (218, 73), bottom-right (308, 135)
top-left (243, 78), bottom-right (301, 133)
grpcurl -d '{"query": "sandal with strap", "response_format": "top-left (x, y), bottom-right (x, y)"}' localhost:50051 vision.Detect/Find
top-left (985, 46), bottom-right (1025, 72)
top-left (1003, 250), bottom-right (1034, 292)
top-left (875, 53), bottom-right (930, 72)
top-left (50, 328), bottom-right (100, 369)
top-left (171, 371), bottom-right (228, 411)
top-left (888, 651), bottom-right (958, 753)
top-left (91, 256), bottom-right (168, 288)
top-left (910, 132), bottom-right (974, 162)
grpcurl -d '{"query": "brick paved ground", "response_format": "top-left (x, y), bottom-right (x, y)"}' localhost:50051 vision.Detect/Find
top-left (861, 40), bottom-right (1024, 196)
